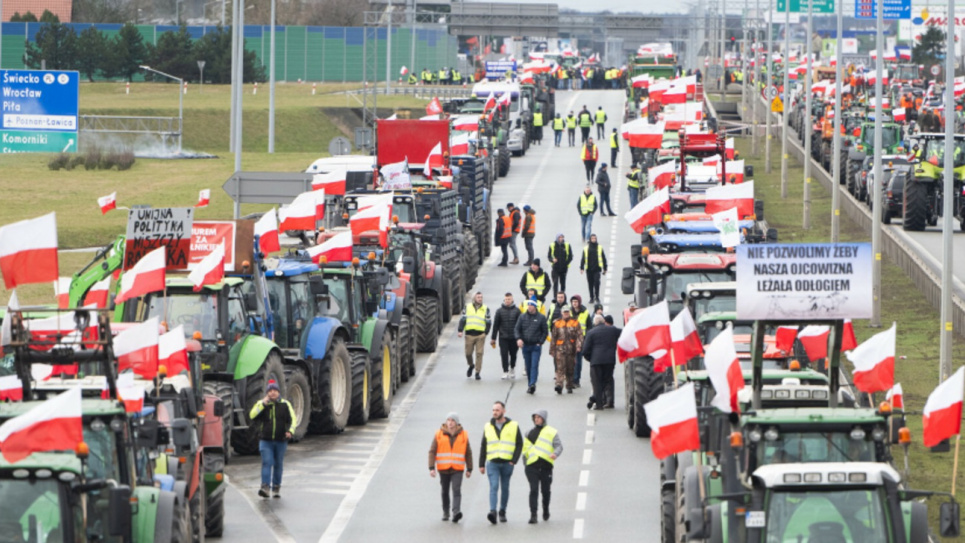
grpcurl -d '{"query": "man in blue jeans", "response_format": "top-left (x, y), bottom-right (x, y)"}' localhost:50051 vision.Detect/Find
top-left (515, 300), bottom-right (549, 394)
top-left (249, 379), bottom-right (297, 498)
top-left (479, 401), bottom-right (524, 524)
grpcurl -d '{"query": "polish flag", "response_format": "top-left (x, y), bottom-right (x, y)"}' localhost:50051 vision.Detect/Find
top-left (114, 317), bottom-right (160, 379)
top-left (628, 122), bottom-right (665, 149)
top-left (725, 138), bottom-right (735, 159)
top-left (452, 115), bottom-right (479, 132)
top-left (0, 375), bottom-right (22, 401)
top-left (423, 142), bottom-right (445, 177)
top-left (705, 327), bottom-right (744, 414)
top-left (847, 323), bottom-right (895, 394)
top-left (669, 309), bottom-right (703, 368)
top-left (866, 69), bottom-right (889, 86)
top-left (312, 170), bottom-right (347, 196)
top-left (118, 382), bottom-right (145, 414)
top-left (631, 74), bottom-right (651, 88)
top-left (98, 192), bottom-right (117, 215)
top-left (188, 243), bottom-right (225, 291)
top-left (450, 132), bottom-right (471, 156)
top-left (420, 114), bottom-right (441, 121)
top-left (842, 319), bottom-right (857, 351)
top-left (254, 209), bottom-right (281, 253)
top-left (703, 156), bottom-right (721, 167)
top-left (886, 383), bottom-right (904, 410)
top-left (115, 246), bottom-right (166, 304)
top-left (426, 96), bottom-right (443, 115)
top-left (677, 75), bottom-right (697, 94)
top-left (648, 160), bottom-right (678, 190)
top-left (892, 107), bottom-right (906, 122)
top-left (624, 187), bottom-right (670, 233)
top-left (497, 93), bottom-right (512, 108)
top-left (307, 231), bottom-right (354, 263)
top-left (704, 180), bottom-right (755, 217)
top-left (84, 277), bottom-right (111, 308)
top-left (0, 387), bottom-right (82, 463)
top-left (643, 382), bottom-right (700, 459)
top-left (159, 325), bottom-right (190, 377)
top-left (923, 366), bottom-right (965, 448)
top-left (775, 325), bottom-right (798, 353)
top-left (280, 191), bottom-right (322, 231)
top-left (400, 65), bottom-right (408, 76)
top-left (55, 277), bottom-right (72, 308)
top-left (350, 204), bottom-right (391, 248)
top-left (797, 325), bottom-right (830, 361)
top-left (662, 85), bottom-right (687, 104)
top-left (0, 291), bottom-right (19, 356)
top-left (718, 160), bottom-right (745, 184)
top-left (195, 189), bottom-right (210, 208)
top-left (617, 300), bottom-right (672, 362)
top-left (647, 80), bottom-right (672, 101)
top-left (483, 95), bottom-right (497, 112)
top-left (355, 193), bottom-right (393, 212)
top-left (0, 213), bottom-right (59, 290)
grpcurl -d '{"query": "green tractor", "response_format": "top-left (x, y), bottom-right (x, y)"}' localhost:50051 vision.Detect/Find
top-left (845, 120), bottom-right (905, 194)
top-left (902, 133), bottom-right (965, 232)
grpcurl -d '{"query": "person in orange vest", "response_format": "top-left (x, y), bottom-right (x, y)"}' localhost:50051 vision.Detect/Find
top-left (429, 412), bottom-right (473, 523)
top-left (495, 208), bottom-right (513, 267)
top-left (521, 205), bottom-right (537, 265)
top-left (507, 203), bottom-right (522, 265)
top-left (581, 137), bottom-right (599, 182)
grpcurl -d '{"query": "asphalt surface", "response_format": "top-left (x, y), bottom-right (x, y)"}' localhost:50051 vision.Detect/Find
top-left (221, 89), bottom-right (660, 542)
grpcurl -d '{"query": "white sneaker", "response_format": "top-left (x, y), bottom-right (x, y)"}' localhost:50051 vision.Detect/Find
top-left (502, 372), bottom-right (509, 380)
top-left (510, 369), bottom-right (516, 379)
top-left (522, 369), bottom-right (528, 378)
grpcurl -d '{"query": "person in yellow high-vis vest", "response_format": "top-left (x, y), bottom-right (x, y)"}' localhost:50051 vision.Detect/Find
top-left (594, 106), bottom-right (607, 139)
top-left (429, 412), bottom-right (473, 523)
top-left (580, 234), bottom-right (607, 304)
top-left (532, 107), bottom-right (544, 145)
top-left (479, 401), bottom-right (523, 524)
top-left (609, 127), bottom-right (619, 166)
top-left (565, 112), bottom-right (577, 147)
top-left (552, 113), bottom-right (564, 147)
top-left (523, 409), bottom-right (562, 524)
top-left (458, 292), bottom-right (491, 379)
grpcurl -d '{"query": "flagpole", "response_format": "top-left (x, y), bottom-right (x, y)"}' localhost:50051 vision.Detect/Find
top-left (953, 434), bottom-right (961, 497)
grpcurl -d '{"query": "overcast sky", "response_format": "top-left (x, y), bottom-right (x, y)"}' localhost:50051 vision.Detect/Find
top-left (479, 0), bottom-right (694, 15)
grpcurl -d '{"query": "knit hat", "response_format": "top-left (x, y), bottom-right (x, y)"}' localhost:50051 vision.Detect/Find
top-left (532, 258), bottom-right (541, 266)
top-left (571, 294), bottom-right (582, 304)
top-left (266, 379), bottom-right (280, 392)
top-left (600, 163), bottom-right (607, 168)
top-left (526, 300), bottom-right (538, 307)
top-left (446, 412), bottom-right (460, 425)
top-left (533, 409), bottom-right (548, 423)
top-left (523, 205), bottom-right (532, 211)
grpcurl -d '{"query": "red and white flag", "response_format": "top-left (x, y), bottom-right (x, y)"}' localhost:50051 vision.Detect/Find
top-left (114, 317), bottom-right (160, 379)
top-left (842, 319), bottom-right (857, 351)
top-left (98, 192), bottom-right (117, 215)
top-left (798, 325), bottom-right (830, 361)
top-left (0, 375), bottom-right (22, 401)
top-left (497, 92), bottom-right (512, 108)
top-left (0, 387), bottom-right (82, 463)
top-left (617, 300), bottom-right (672, 362)
top-left (0, 291), bottom-right (19, 356)
top-left (312, 170), bottom-right (347, 196)
top-left (115, 246), bottom-right (166, 304)
top-left (350, 204), bottom-right (391, 248)
top-left (775, 325), bottom-right (798, 353)
top-left (704, 180), bottom-right (754, 217)
top-left (195, 189), bottom-right (210, 208)
top-left (703, 155), bottom-right (721, 167)
top-left (55, 277), bottom-right (72, 309)
top-left (84, 277), bottom-right (111, 308)
top-left (643, 382), bottom-right (700, 459)
top-left (718, 160), bottom-right (745, 183)
top-left (424, 142), bottom-right (445, 178)
top-left (725, 138), bottom-right (735, 159)
top-left (628, 122), bottom-right (665, 149)
top-left (670, 309), bottom-right (703, 369)
top-left (631, 74), bottom-right (651, 88)
top-left (307, 231), bottom-right (354, 263)
top-left (280, 191), bottom-right (323, 232)
top-left (624, 187), bottom-right (670, 233)
top-left (400, 65), bottom-right (408, 76)
top-left (451, 132), bottom-right (471, 156)
top-left (452, 116), bottom-right (479, 132)
top-left (705, 327), bottom-right (744, 413)
top-left (483, 95), bottom-right (497, 112)
top-left (0, 213), bottom-right (59, 290)
top-left (847, 323), bottom-right (895, 394)
top-left (662, 85), bottom-right (687, 104)
top-left (426, 97), bottom-right (443, 115)
top-left (254, 209), bottom-right (281, 253)
top-left (188, 243), bottom-right (225, 291)
top-left (648, 160), bottom-right (678, 190)
top-left (118, 382), bottom-right (145, 414)
top-left (892, 107), bottom-right (906, 122)
top-left (887, 383), bottom-right (904, 410)
top-left (923, 366), bottom-right (965, 448)
top-left (159, 325), bottom-right (190, 377)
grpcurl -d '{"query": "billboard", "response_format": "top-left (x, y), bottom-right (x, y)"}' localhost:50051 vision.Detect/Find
top-left (1, 70), bottom-right (79, 153)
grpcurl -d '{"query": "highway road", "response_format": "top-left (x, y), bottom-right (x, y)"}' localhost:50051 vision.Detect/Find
top-left (220, 89), bottom-right (659, 542)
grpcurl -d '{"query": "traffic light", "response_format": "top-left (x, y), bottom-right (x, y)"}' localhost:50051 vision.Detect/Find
top-left (730, 36), bottom-right (736, 52)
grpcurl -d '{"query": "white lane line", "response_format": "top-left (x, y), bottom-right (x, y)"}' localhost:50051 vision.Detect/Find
top-left (576, 492), bottom-right (587, 511)
top-left (579, 470), bottom-right (590, 487)
top-left (586, 413), bottom-right (596, 426)
top-left (226, 480), bottom-right (299, 543)
top-left (582, 449), bottom-right (593, 465)
top-left (574, 518), bottom-right (586, 539)
top-left (585, 430), bottom-right (594, 444)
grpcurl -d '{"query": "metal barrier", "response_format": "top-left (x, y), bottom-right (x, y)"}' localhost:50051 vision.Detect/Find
top-left (78, 115), bottom-right (182, 153)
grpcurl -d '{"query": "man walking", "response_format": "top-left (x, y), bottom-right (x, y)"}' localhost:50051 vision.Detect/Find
top-left (570, 295), bottom-right (592, 388)
top-left (595, 164), bottom-right (616, 216)
top-left (578, 106), bottom-right (593, 144)
top-left (507, 203), bottom-right (522, 265)
top-left (491, 292), bottom-right (521, 379)
top-left (250, 379), bottom-right (297, 498)
top-left (549, 306), bottom-right (583, 394)
top-left (595, 106), bottom-right (607, 139)
top-left (430, 412), bottom-right (472, 522)
top-left (521, 205), bottom-right (536, 265)
top-left (547, 234), bottom-right (572, 298)
top-left (581, 137), bottom-right (599, 182)
top-left (580, 234), bottom-right (607, 304)
top-left (626, 163), bottom-right (643, 209)
top-left (515, 301), bottom-right (549, 394)
top-left (547, 291), bottom-right (569, 327)
top-left (523, 409), bottom-right (562, 524)
top-left (532, 106), bottom-right (544, 145)
top-left (582, 314), bottom-right (621, 409)
top-left (495, 209), bottom-right (512, 267)
top-left (577, 186), bottom-right (597, 243)
top-left (609, 127), bottom-right (619, 166)
top-left (479, 401), bottom-right (523, 524)
top-left (458, 291), bottom-right (491, 380)
top-left (565, 111), bottom-right (577, 147)
top-left (552, 113), bottom-right (564, 147)
top-left (519, 259), bottom-right (552, 303)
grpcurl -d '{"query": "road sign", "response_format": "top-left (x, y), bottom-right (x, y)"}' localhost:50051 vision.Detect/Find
top-left (328, 136), bottom-right (352, 156)
top-left (765, 86), bottom-right (779, 99)
top-left (0, 70), bottom-right (79, 153)
top-left (854, 0), bottom-right (911, 19)
top-left (777, 0), bottom-right (834, 14)
top-left (930, 64), bottom-right (941, 76)
top-left (771, 97), bottom-right (784, 113)
top-left (485, 61), bottom-right (517, 80)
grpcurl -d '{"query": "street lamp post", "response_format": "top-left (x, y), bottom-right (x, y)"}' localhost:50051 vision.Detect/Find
top-left (269, 0), bottom-right (276, 153)
top-left (139, 65), bottom-right (183, 154)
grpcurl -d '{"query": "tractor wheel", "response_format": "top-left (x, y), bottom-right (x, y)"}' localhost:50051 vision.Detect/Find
top-left (308, 339), bottom-right (352, 434)
top-left (348, 350), bottom-right (371, 426)
top-left (189, 474), bottom-right (205, 543)
top-left (440, 274), bottom-right (452, 324)
top-left (451, 265), bottom-right (466, 307)
top-left (369, 333), bottom-right (395, 419)
top-left (632, 356), bottom-right (664, 438)
top-left (283, 367), bottom-right (311, 441)
top-left (661, 488), bottom-right (676, 543)
top-left (463, 230), bottom-right (479, 288)
top-left (499, 146), bottom-right (511, 177)
top-left (399, 315), bottom-right (414, 383)
top-left (903, 179), bottom-right (930, 231)
top-left (203, 453), bottom-right (225, 537)
top-left (415, 296), bottom-right (440, 353)
top-left (624, 361), bottom-right (635, 430)
top-left (882, 202), bottom-right (892, 225)
top-left (389, 328), bottom-right (401, 393)
top-left (838, 151), bottom-right (849, 183)
top-left (233, 352), bottom-right (286, 456)
top-left (172, 496), bottom-right (192, 543)
top-left (202, 381), bottom-right (235, 465)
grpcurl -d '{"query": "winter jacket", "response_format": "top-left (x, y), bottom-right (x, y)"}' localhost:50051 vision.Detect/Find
top-left (580, 242), bottom-right (608, 273)
top-left (510, 208), bottom-right (522, 233)
top-left (522, 212), bottom-right (536, 239)
top-left (428, 423), bottom-right (473, 472)
top-left (479, 418), bottom-right (524, 467)
top-left (595, 170), bottom-right (611, 193)
top-left (519, 268), bottom-right (552, 300)
top-left (525, 423), bottom-right (563, 470)
top-left (549, 317), bottom-right (584, 358)
top-left (548, 241), bottom-right (573, 271)
top-left (581, 324), bottom-right (622, 366)
top-left (249, 398), bottom-right (297, 442)
top-left (491, 302), bottom-right (521, 341)
top-left (515, 310), bottom-right (549, 345)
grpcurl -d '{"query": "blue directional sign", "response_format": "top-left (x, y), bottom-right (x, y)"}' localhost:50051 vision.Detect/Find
top-left (485, 61), bottom-right (517, 80)
top-left (854, 0), bottom-right (911, 20)
top-left (1, 70), bottom-right (79, 153)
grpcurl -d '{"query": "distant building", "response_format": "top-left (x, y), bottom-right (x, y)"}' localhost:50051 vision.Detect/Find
top-left (3, 0), bottom-right (73, 22)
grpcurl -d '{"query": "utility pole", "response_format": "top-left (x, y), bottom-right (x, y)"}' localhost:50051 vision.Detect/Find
top-left (939, 0), bottom-right (956, 380)
top-left (268, 0), bottom-right (276, 153)
top-left (386, 1), bottom-right (394, 92)
top-left (871, 0), bottom-right (884, 327)
top-left (830, 0), bottom-right (843, 241)
top-left (765, 0), bottom-right (773, 173)
top-left (229, 0), bottom-right (238, 153)
top-left (751, 0), bottom-right (761, 159)
top-left (780, 0), bottom-right (790, 198)
top-left (802, 0), bottom-right (813, 229)
top-left (410, 0), bottom-right (417, 78)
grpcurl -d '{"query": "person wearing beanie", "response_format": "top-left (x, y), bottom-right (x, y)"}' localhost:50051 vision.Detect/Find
top-left (458, 291), bottom-right (491, 380)
top-left (521, 206), bottom-right (536, 265)
top-left (249, 379), bottom-right (298, 498)
top-left (582, 313), bottom-right (622, 410)
top-left (523, 409), bottom-right (563, 524)
top-left (507, 203), bottom-right (522, 265)
top-left (549, 306), bottom-right (583, 394)
top-left (515, 301), bottom-right (549, 394)
top-left (577, 186), bottom-right (597, 243)
top-left (595, 163), bottom-right (615, 217)
top-left (547, 233), bottom-right (573, 298)
top-left (429, 412), bottom-right (473, 522)
top-left (519, 259), bottom-right (551, 303)
top-left (495, 209), bottom-right (512, 267)
top-left (492, 292), bottom-right (521, 379)
top-left (580, 233), bottom-right (607, 305)
top-left (609, 126), bottom-right (620, 166)
top-left (580, 136), bottom-right (599, 181)
top-left (479, 401), bottom-right (523, 524)
top-left (570, 295), bottom-right (593, 388)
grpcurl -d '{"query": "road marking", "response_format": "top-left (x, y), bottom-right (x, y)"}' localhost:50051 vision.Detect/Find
top-left (576, 492), bottom-right (587, 511)
top-left (579, 470), bottom-right (590, 486)
top-left (586, 413), bottom-right (595, 426)
top-left (585, 430), bottom-right (594, 444)
top-left (227, 481), bottom-right (299, 543)
top-left (573, 518), bottom-right (585, 539)
top-left (582, 449), bottom-right (593, 465)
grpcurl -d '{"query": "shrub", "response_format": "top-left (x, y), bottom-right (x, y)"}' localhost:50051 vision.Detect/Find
top-left (48, 153), bottom-right (69, 170)
top-left (84, 147), bottom-right (101, 170)
top-left (100, 152), bottom-right (118, 170)
top-left (68, 155), bottom-right (85, 170)
top-left (116, 151), bottom-right (135, 171)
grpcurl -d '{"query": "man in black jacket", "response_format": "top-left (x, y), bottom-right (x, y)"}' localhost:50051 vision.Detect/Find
top-left (519, 259), bottom-right (552, 302)
top-left (249, 379), bottom-right (297, 497)
top-left (515, 301), bottom-right (549, 394)
top-left (581, 315), bottom-right (621, 409)
top-left (547, 234), bottom-right (572, 298)
top-left (580, 234), bottom-right (608, 304)
top-left (491, 293), bottom-right (521, 380)
top-left (595, 164), bottom-right (616, 216)
top-left (479, 401), bottom-right (524, 524)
